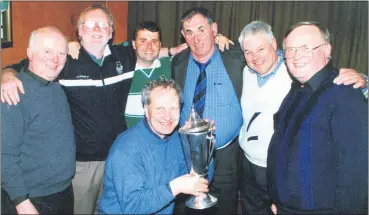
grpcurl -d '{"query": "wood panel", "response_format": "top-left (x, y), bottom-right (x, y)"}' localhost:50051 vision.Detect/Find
top-left (1, 1), bottom-right (128, 67)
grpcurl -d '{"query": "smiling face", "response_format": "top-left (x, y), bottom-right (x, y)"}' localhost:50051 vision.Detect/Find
top-left (27, 28), bottom-right (68, 81)
top-left (242, 32), bottom-right (278, 75)
top-left (283, 25), bottom-right (331, 83)
top-left (78, 9), bottom-right (113, 51)
top-left (144, 86), bottom-right (180, 138)
top-left (181, 14), bottom-right (217, 63)
top-left (133, 29), bottom-right (161, 68)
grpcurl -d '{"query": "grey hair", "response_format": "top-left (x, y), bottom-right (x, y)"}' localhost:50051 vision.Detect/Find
top-left (28, 26), bottom-right (67, 51)
top-left (141, 77), bottom-right (183, 106)
top-left (238, 20), bottom-right (275, 51)
top-left (77, 4), bottom-right (114, 29)
top-left (283, 21), bottom-right (331, 48)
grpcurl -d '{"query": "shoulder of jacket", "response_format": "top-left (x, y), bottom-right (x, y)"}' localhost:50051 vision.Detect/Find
top-left (172, 48), bottom-right (190, 66)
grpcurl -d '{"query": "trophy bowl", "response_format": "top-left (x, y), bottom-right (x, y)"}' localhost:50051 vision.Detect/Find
top-left (179, 108), bottom-right (218, 209)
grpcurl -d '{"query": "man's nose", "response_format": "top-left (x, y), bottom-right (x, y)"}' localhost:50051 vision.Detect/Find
top-left (93, 23), bottom-right (101, 31)
top-left (147, 42), bottom-right (153, 49)
top-left (162, 111), bottom-right (172, 121)
top-left (52, 54), bottom-right (59, 63)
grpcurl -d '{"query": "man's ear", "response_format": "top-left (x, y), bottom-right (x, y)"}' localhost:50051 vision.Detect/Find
top-left (27, 48), bottom-right (33, 60)
top-left (271, 38), bottom-right (277, 51)
top-left (211, 22), bottom-right (218, 37)
top-left (144, 104), bottom-right (149, 118)
top-left (132, 40), bottom-right (136, 50)
top-left (325, 43), bottom-right (332, 59)
top-left (181, 29), bottom-right (185, 38)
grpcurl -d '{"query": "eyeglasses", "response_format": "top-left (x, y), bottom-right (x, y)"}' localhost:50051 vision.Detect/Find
top-left (283, 43), bottom-right (327, 59)
top-left (81, 20), bottom-right (111, 30)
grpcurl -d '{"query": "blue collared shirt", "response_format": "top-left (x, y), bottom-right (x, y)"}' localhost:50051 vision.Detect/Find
top-left (180, 46), bottom-right (243, 149)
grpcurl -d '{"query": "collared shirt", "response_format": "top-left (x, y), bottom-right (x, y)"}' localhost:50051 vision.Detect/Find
top-left (180, 46), bottom-right (243, 149)
top-left (23, 67), bottom-right (51, 85)
top-left (85, 45), bottom-right (112, 67)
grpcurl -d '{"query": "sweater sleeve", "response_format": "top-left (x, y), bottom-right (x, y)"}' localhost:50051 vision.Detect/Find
top-left (331, 87), bottom-right (368, 213)
top-left (1, 103), bottom-right (29, 203)
top-left (108, 140), bottom-right (175, 214)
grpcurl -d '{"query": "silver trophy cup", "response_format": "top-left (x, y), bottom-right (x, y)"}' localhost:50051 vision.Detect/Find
top-left (179, 108), bottom-right (218, 209)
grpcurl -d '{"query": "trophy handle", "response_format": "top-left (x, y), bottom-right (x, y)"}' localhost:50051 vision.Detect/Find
top-left (206, 131), bottom-right (215, 166)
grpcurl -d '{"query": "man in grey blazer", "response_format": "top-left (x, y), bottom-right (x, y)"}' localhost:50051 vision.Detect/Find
top-left (171, 7), bottom-right (245, 215)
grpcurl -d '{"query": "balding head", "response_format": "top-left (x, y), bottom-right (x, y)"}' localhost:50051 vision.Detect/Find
top-left (282, 22), bottom-right (332, 84)
top-left (27, 26), bottom-right (68, 81)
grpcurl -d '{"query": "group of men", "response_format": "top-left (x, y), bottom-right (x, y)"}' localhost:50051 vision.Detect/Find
top-left (1, 4), bottom-right (367, 215)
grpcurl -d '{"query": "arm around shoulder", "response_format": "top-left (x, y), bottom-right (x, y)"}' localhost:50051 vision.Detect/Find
top-left (1, 59), bottom-right (29, 105)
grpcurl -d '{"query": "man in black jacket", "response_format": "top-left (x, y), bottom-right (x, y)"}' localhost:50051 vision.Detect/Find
top-left (1, 5), bottom-right (136, 214)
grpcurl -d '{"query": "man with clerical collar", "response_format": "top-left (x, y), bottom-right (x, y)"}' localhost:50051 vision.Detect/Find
top-left (1, 26), bottom-right (75, 214)
top-left (99, 78), bottom-right (208, 214)
top-left (267, 21), bottom-right (368, 215)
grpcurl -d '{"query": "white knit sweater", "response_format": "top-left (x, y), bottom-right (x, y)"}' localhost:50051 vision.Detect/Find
top-left (239, 62), bottom-right (292, 167)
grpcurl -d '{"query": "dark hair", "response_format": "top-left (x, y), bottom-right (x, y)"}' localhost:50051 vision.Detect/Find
top-left (132, 21), bottom-right (162, 41)
top-left (180, 7), bottom-right (214, 29)
top-left (284, 21), bottom-right (331, 44)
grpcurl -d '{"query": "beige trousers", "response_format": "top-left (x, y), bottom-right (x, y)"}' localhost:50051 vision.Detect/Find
top-left (72, 161), bottom-right (105, 214)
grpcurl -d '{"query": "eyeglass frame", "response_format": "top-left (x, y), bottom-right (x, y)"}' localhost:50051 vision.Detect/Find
top-left (283, 43), bottom-right (327, 59)
top-left (80, 20), bottom-right (112, 30)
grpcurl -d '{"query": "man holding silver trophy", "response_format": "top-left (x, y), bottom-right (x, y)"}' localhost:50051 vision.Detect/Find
top-left (98, 78), bottom-right (210, 214)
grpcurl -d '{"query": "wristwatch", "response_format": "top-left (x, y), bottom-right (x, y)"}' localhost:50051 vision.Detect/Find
top-left (168, 47), bottom-right (172, 57)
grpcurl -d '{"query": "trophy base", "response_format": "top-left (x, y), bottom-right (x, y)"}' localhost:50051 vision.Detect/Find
top-left (185, 193), bottom-right (218, 210)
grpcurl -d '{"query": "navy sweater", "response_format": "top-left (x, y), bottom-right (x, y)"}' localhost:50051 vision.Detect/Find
top-left (99, 118), bottom-right (188, 214)
top-left (1, 69), bottom-right (75, 203)
top-left (267, 63), bottom-right (368, 214)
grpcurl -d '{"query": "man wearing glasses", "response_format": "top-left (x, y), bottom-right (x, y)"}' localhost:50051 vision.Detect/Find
top-left (1, 5), bottom-right (136, 214)
top-left (238, 20), bottom-right (367, 215)
top-left (267, 21), bottom-right (367, 214)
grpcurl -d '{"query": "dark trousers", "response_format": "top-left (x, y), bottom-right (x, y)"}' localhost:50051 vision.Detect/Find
top-left (2, 184), bottom-right (74, 215)
top-left (175, 138), bottom-right (241, 215)
top-left (240, 156), bottom-right (272, 215)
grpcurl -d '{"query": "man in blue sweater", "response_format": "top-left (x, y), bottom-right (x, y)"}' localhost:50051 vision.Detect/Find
top-left (99, 78), bottom-right (209, 214)
top-left (267, 21), bottom-right (368, 214)
top-left (1, 26), bottom-right (75, 214)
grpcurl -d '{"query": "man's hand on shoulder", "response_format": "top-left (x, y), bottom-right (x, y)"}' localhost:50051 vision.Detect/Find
top-left (334, 68), bottom-right (366, 89)
top-left (68, 41), bottom-right (81, 60)
top-left (1, 68), bottom-right (24, 105)
top-left (215, 33), bottom-right (235, 52)
top-left (170, 43), bottom-right (189, 56)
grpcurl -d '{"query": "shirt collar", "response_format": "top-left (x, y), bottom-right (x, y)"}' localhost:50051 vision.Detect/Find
top-left (84, 45), bottom-right (112, 61)
top-left (190, 44), bottom-right (219, 68)
top-left (304, 61), bottom-right (334, 91)
top-left (22, 67), bottom-right (51, 85)
top-left (135, 58), bottom-right (161, 70)
top-left (248, 49), bottom-right (284, 77)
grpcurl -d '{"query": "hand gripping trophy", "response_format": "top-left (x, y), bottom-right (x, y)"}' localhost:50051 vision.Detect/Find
top-left (178, 107), bottom-right (218, 209)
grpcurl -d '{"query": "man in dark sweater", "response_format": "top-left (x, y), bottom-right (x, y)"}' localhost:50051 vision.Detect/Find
top-left (1, 26), bottom-right (75, 214)
top-left (267, 21), bottom-right (368, 214)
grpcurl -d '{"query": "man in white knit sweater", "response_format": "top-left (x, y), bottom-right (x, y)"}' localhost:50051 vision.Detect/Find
top-left (237, 21), bottom-right (367, 215)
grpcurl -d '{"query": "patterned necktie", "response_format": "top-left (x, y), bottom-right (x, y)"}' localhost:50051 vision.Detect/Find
top-left (193, 60), bottom-right (211, 118)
